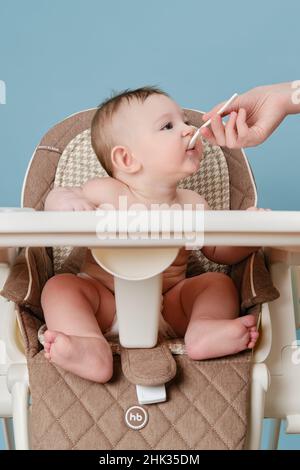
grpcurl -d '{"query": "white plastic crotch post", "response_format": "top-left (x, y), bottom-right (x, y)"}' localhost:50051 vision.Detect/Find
top-left (91, 247), bottom-right (179, 348)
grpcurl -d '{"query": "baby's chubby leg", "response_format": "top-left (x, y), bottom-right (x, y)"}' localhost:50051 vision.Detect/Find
top-left (41, 273), bottom-right (116, 383)
top-left (182, 273), bottom-right (259, 360)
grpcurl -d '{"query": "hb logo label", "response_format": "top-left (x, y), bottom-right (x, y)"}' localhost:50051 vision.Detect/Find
top-left (125, 406), bottom-right (148, 430)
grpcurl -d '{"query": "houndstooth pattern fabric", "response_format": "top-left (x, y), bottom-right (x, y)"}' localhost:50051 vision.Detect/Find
top-left (178, 138), bottom-right (230, 276)
top-left (53, 129), bottom-right (108, 272)
top-left (52, 129), bottom-right (230, 274)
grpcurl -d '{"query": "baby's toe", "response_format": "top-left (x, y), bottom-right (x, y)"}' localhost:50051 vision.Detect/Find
top-left (248, 331), bottom-right (259, 349)
top-left (240, 314), bottom-right (257, 329)
top-left (44, 329), bottom-right (58, 344)
top-left (250, 330), bottom-right (259, 340)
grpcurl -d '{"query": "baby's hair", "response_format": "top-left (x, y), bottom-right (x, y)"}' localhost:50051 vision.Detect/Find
top-left (91, 86), bottom-right (169, 177)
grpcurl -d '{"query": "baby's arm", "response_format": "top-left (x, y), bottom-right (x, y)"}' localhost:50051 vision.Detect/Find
top-left (44, 186), bottom-right (95, 211)
top-left (202, 206), bottom-right (264, 265)
top-left (182, 190), bottom-right (260, 264)
top-left (44, 177), bottom-right (118, 211)
top-left (202, 244), bottom-right (259, 265)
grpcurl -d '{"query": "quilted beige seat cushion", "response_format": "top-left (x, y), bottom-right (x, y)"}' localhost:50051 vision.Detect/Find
top-left (22, 313), bottom-right (251, 450)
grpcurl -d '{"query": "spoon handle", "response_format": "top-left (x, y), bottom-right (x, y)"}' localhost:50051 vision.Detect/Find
top-left (188, 93), bottom-right (238, 149)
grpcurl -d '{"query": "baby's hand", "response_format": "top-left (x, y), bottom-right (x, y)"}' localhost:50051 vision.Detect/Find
top-left (58, 195), bottom-right (96, 211)
top-left (246, 206), bottom-right (271, 211)
top-left (45, 187), bottom-right (97, 211)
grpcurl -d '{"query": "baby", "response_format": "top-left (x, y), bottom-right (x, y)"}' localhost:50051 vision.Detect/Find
top-left (42, 86), bottom-right (259, 383)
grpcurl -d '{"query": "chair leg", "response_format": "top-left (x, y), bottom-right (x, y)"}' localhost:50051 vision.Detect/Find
top-left (11, 382), bottom-right (30, 450)
top-left (1, 418), bottom-right (14, 450)
top-left (266, 418), bottom-right (281, 450)
top-left (245, 363), bottom-right (270, 449)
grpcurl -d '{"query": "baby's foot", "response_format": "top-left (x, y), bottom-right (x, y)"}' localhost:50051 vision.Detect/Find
top-left (186, 314), bottom-right (259, 360)
top-left (44, 330), bottom-right (113, 383)
top-left (234, 314), bottom-right (260, 350)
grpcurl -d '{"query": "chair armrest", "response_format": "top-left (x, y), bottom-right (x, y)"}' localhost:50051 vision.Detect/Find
top-left (0, 248), bottom-right (18, 265)
top-left (0, 261), bottom-right (27, 369)
top-left (0, 247), bottom-right (53, 319)
top-left (231, 249), bottom-right (280, 312)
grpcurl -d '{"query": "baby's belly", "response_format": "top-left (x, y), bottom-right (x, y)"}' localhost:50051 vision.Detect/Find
top-left (81, 248), bottom-right (188, 294)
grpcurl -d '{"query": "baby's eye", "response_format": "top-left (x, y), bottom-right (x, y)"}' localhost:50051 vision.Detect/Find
top-left (161, 122), bottom-right (173, 130)
top-left (184, 120), bottom-right (191, 126)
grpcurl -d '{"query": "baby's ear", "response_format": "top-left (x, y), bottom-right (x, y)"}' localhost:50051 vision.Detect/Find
top-left (111, 145), bottom-right (141, 174)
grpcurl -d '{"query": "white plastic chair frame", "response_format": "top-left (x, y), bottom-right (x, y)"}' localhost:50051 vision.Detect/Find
top-left (1, 210), bottom-right (300, 450)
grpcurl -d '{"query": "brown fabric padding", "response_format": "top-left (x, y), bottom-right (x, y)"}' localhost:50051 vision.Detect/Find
top-left (23, 110), bottom-right (96, 211)
top-left (57, 246), bottom-right (88, 275)
top-left (0, 248), bottom-right (11, 263)
top-left (0, 247), bottom-right (52, 320)
top-left (19, 310), bottom-right (251, 450)
top-left (121, 342), bottom-right (177, 386)
top-left (223, 148), bottom-right (256, 210)
top-left (232, 250), bottom-right (280, 311)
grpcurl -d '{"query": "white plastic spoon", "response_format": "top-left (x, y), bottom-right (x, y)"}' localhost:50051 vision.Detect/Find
top-left (187, 92), bottom-right (238, 149)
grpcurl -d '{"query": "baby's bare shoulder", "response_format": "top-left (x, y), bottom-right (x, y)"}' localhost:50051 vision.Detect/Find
top-left (82, 176), bottom-right (128, 206)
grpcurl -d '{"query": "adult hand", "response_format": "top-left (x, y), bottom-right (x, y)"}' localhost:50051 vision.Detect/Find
top-left (201, 82), bottom-right (300, 148)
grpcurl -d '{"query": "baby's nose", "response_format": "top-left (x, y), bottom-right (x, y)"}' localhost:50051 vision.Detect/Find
top-left (182, 124), bottom-right (196, 137)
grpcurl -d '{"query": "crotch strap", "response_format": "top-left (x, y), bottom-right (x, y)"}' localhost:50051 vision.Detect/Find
top-left (120, 341), bottom-right (177, 405)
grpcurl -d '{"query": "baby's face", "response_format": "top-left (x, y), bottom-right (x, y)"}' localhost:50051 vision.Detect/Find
top-left (112, 94), bottom-right (203, 180)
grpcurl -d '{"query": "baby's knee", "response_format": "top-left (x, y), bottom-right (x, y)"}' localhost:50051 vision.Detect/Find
top-left (41, 273), bottom-right (78, 301)
top-left (207, 272), bottom-right (238, 296)
top-left (205, 271), bottom-right (234, 286)
top-left (92, 342), bottom-right (114, 383)
top-left (93, 357), bottom-right (113, 383)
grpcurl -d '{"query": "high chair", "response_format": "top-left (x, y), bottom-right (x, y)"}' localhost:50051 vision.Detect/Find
top-left (0, 107), bottom-right (300, 450)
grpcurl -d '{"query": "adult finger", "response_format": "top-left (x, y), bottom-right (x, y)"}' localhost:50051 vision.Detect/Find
top-left (200, 127), bottom-right (217, 145)
top-left (235, 108), bottom-right (249, 145)
top-left (225, 112), bottom-right (238, 148)
top-left (210, 115), bottom-right (226, 146)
